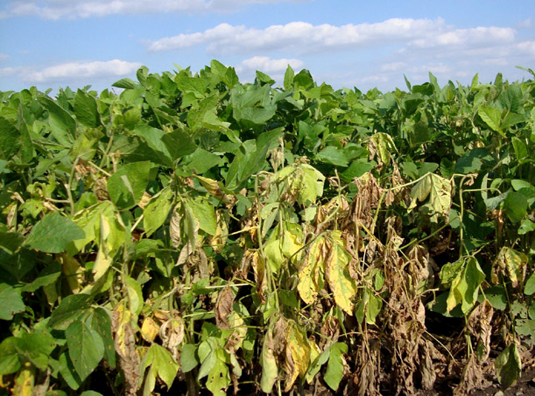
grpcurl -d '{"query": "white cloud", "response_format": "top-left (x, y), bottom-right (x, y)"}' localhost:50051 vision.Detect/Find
top-left (22, 59), bottom-right (142, 83)
top-left (0, 0), bottom-right (309, 19)
top-left (516, 18), bottom-right (532, 29)
top-left (0, 53), bottom-right (9, 61)
top-left (236, 56), bottom-right (304, 74)
top-left (0, 67), bottom-right (19, 77)
top-left (147, 19), bottom-right (444, 54)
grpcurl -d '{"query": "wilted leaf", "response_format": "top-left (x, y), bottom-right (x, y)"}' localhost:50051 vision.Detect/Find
top-left (283, 322), bottom-right (310, 392)
top-left (495, 247), bottom-right (528, 288)
top-left (495, 344), bottom-right (521, 390)
top-left (215, 286), bottom-right (235, 329)
top-left (112, 302), bottom-right (140, 395)
top-left (410, 173), bottom-right (451, 219)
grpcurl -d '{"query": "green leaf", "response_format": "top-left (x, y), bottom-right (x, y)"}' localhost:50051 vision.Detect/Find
top-left (161, 129), bottom-right (197, 162)
top-left (340, 161), bottom-right (376, 182)
top-left (316, 146), bottom-right (349, 167)
top-left (525, 273), bottom-right (535, 296)
top-left (0, 283), bottom-right (25, 320)
top-left (0, 117), bottom-right (21, 160)
top-left (143, 186), bottom-right (174, 237)
top-left (39, 96), bottom-right (77, 145)
top-left (66, 320), bottom-right (105, 382)
top-left (74, 90), bottom-right (101, 128)
top-left (0, 352), bottom-right (20, 375)
top-left (22, 261), bottom-right (62, 293)
top-left (107, 161), bottom-right (153, 210)
top-left (112, 77), bottom-right (138, 89)
top-left (143, 344), bottom-right (180, 391)
top-left (260, 328), bottom-right (278, 393)
top-left (48, 294), bottom-right (92, 330)
top-left (503, 191), bottom-right (527, 223)
top-left (125, 275), bottom-right (143, 315)
top-left (495, 344), bottom-right (522, 390)
top-left (284, 64), bottom-right (295, 91)
top-left (206, 349), bottom-right (230, 396)
top-left (90, 308), bottom-right (116, 369)
top-left (14, 331), bottom-right (56, 371)
top-left (454, 148), bottom-right (493, 174)
top-left (185, 148), bottom-right (223, 174)
top-left (512, 137), bottom-right (528, 162)
top-left (447, 257), bottom-right (485, 314)
top-left (187, 198), bottom-right (217, 236)
top-left (324, 342), bottom-right (348, 391)
top-left (478, 106), bottom-right (503, 135)
top-left (58, 351), bottom-right (83, 390)
top-left (24, 212), bottom-right (85, 253)
top-left (181, 344), bottom-right (199, 373)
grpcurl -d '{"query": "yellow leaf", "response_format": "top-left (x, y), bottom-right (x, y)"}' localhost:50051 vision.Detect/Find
top-left (283, 322), bottom-right (310, 392)
top-left (59, 253), bottom-right (82, 293)
top-left (14, 362), bottom-right (34, 396)
top-left (141, 317), bottom-right (160, 343)
top-left (325, 231), bottom-right (357, 315)
top-left (297, 235), bottom-right (327, 305)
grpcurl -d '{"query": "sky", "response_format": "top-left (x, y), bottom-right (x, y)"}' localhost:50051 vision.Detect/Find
top-left (0, 0), bottom-right (534, 94)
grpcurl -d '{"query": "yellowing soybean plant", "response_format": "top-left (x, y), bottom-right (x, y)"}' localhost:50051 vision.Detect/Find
top-left (1, 61), bottom-right (535, 395)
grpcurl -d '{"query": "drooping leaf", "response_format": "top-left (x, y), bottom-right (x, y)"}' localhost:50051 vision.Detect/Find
top-left (324, 342), bottom-right (348, 391)
top-left (495, 344), bottom-right (522, 389)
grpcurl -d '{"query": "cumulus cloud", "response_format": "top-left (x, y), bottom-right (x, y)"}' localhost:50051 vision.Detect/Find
top-left (22, 59), bottom-right (142, 83)
top-left (147, 19), bottom-right (444, 54)
top-left (0, 0), bottom-right (309, 19)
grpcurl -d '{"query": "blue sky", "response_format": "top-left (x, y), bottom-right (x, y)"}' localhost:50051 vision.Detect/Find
top-left (0, 0), bottom-right (534, 93)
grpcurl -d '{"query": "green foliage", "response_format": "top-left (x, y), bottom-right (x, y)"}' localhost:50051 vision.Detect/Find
top-left (1, 62), bottom-right (534, 395)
